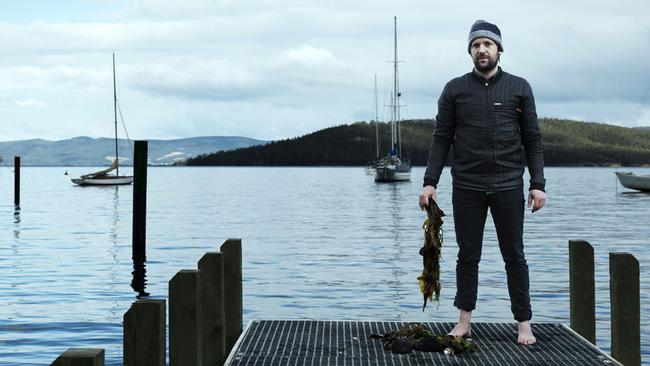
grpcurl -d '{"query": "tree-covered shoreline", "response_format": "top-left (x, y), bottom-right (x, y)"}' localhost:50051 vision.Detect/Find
top-left (184, 119), bottom-right (650, 167)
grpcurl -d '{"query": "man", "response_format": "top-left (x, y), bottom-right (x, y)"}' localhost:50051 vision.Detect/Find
top-left (419, 19), bottom-right (546, 345)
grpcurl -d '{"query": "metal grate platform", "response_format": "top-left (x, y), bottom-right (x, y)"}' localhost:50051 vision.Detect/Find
top-left (225, 320), bottom-right (621, 366)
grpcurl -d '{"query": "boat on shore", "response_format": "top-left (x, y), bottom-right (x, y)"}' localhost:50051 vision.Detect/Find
top-left (374, 16), bottom-right (411, 182)
top-left (615, 172), bottom-right (650, 192)
top-left (72, 53), bottom-right (133, 186)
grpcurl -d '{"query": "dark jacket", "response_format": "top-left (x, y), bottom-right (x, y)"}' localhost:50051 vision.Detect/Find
top-left (423, 68), bottom-right (546, 192)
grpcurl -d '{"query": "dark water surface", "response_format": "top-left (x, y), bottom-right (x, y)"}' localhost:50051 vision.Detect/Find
top-left (0, 167), bottom-right (648, 365)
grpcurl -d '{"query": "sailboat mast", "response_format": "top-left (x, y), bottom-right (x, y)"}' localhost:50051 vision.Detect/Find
top-left (374, 74), bottom-right (379, 159)
top-left (393, 16), bottom-right (402, 159)
top-left (113, 53), bottom-right (119, 176)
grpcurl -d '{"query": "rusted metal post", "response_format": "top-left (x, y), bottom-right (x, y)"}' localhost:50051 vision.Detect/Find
top-left (132, 140), bottom-right (147, 262)
top-left (198, 252), bottom-right (226, 365)
top-left (169, 269), bottom-right (202, 366)
top-left (14, 156), bottom-right (20, 206)
top-left (569, 240), bottom-right (595, 343)
top-left (609, 252), bottom-right (640, 366)
top-left (123, 299), bottom-right (166, 366)
top-left (52, 348), bottom-right (105, 365)
top-left (221, 238), bottom-right (242, 354)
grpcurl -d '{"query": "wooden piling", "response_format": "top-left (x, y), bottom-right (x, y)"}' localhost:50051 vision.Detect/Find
top-left (123, 299), bottom-right (166, 366)
top-left (609, 252), bottom-right (641, 366)
top-left (132, 140), bottom-right (148, 261)
top-left (169, 269), bottom-right (202, 366)
top-left (52, 348), bottom-right (105, 365)
top-left (14, 156), bottom-right (20, 206)
top-left (221, 239), bottom-right (243, 354)
top-left (568, 240), bottom-right (596, 343)
top-left (198, 252), bottom-right (226, 366)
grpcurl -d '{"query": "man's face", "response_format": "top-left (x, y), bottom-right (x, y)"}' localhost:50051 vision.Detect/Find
top-left (470, 37), bottom-right (500, 73)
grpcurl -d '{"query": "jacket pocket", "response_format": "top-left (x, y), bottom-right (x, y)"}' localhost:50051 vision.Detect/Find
top-left (493, 102), bottom-right (520, 121)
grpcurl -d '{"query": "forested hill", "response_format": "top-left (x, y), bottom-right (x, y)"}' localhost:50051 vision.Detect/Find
top-left (185, 119), bottom-right (434, 166)
top-left (184, 118), bottom-right (650, 166)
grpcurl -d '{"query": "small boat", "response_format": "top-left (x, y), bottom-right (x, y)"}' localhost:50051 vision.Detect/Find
top-left (615, 172), bottom-right (650, 192)
top-left (374, 16), bottom-right (411, 182)
top-left (72, 53), bottom-right (133, 186)
top-left (376, 155), bottom-right (411, 181)
top-left (72, 159), bottom-right (133, 186)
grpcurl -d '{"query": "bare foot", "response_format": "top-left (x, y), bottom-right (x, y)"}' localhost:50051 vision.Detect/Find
top-left (517, 321), bottom-right (536, 345)
top-left (448, 309), bottom-right (472, 337)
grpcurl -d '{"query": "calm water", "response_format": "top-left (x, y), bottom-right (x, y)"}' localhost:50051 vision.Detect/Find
top-left (0, 166), bottom-right (648, 365)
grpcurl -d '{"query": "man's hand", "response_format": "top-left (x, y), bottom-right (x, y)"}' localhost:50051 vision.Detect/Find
top-left (527, 189), bottom-right (546, 213)
top-left (419, 185), bottom-right (437, 209)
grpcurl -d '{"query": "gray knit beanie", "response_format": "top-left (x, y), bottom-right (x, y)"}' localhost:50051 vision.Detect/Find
top-left (467, 19), bottom-right (503, 53)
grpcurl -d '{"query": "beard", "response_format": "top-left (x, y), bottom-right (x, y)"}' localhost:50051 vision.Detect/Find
top-left (473, 53), bottom-right (500, 73)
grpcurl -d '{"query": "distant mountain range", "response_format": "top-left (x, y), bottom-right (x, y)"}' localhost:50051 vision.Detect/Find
top-left (0, 136), bottom-right (267, 166)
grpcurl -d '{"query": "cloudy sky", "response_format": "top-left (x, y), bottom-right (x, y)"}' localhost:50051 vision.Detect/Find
top-left (1, 0), bottom-right (649, 142)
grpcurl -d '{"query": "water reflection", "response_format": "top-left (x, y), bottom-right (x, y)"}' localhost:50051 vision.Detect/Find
top-left (13, 205), bottom-right (20, 239)
top-left (107, 187), bottom-right (121, 318)
top-left (382, 182), bottom-right (410, 318)
top-left (105, 186), bottom-right (149, 299)
top-left (131, 258), bottom-right (149, 298)
top-left (109, 187), bottom-right (119, 260)
top-left (126, 184), bottom-right (150, 298)
top-left (618, 191), bottom-right (650, 198)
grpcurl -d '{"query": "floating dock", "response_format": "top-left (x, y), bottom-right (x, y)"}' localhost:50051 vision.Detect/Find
top-left (225, 320), bottom-right (621, 365)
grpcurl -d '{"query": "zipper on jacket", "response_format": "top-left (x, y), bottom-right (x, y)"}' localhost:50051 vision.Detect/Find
top-left (485, 81), bottom-right (495, 192)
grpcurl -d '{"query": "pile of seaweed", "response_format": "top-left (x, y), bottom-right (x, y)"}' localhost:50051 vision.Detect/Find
top-left (370, 323), bottom-right (477, 355)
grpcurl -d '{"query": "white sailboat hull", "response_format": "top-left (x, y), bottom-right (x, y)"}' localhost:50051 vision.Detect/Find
top-left (616, 172), bottom-right (650, 192)
top-left (72, 176), bottom-right (134, 186)
top-left (374, 168), bottom-right (411, 182)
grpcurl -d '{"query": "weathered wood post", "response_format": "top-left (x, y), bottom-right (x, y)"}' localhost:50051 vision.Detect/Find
top-left (169, 269), bottom-right (202, 366)
top-left (132, 140), bottom-right (148, 262)
top-left (609, 252), bottom-right (641, 366)
top-left (198, 252), bottom-right (227, 365)
top-left (14, 156), bottom-right (20, 207)
top-left (52, 348), bottom-right (105, 365)
top-left (123, 299), bottom-right (166, 366)
top-left (221, 239), bottom-right (243, 354)
top-left (569, 240), bottom-right (595, 343)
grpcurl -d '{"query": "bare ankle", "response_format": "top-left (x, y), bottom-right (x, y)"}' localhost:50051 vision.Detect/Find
top-left (459, 309), bottom-right (472, 323)
top-left (518, 320), bottom-right (532, 329)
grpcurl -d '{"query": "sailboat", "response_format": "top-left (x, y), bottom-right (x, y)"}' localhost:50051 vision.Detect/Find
top-left (375, 16), bottom-right (411, 182)
top-left (72, 53), bottom-right (133, 186)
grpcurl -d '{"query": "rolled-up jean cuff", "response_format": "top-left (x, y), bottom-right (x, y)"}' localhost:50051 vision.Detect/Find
top-left (514, 311), bottom-right (532, 322)
top-left (453, 299), bottom-right (475, 312)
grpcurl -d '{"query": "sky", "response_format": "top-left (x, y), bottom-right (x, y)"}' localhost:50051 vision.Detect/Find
top-left (1, 0), bottom-right (649, 142)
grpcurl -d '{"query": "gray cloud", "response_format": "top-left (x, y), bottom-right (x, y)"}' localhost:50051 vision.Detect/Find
top-left (1, 0), bottom-right (649, 141)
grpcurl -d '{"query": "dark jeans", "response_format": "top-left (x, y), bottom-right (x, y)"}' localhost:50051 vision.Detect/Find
top-left (452, 186), bottom-right (532, 322)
